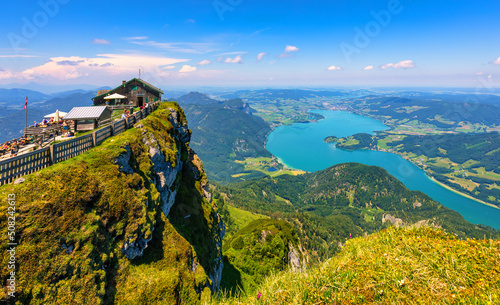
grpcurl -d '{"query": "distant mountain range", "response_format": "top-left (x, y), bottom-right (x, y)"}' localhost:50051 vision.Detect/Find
top-left (388, 91), bottom-right (500, 106)
top-left (0, 82), bottom-right (105, 94)
top-left (174, 91), bottom-right (220, 105)
top-left (0, 89), bottom-right (96, 143)
top-left (219, 89), bottom-right (351, 101)
top-left (353, 95), bottom-right (500, 126)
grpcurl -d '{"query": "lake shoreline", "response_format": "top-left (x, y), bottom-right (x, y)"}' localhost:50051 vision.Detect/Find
top-left (331, 138), bottom-right (500, 211)
top-left (266, 109), bottom-right (500, 229)
top-left (429, 176), bottom-right (500, 210)
top-left (276, 145), bottom-right (499, 211)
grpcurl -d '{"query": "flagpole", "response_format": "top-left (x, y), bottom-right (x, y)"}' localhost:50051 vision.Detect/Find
top-left (25, 96), bottom-right (27, 128)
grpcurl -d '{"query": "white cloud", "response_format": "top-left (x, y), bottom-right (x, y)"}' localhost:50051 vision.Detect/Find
top-left (224, 55), bottom-right (243, 64)
top-left (0, 55), bottom-right (38, 58)
top-left (493, 57), bottom-right (500, 65)
top-left (0, 69), bottom-right (15, 80)
top-left (279, 45), bottom-right (299, 58)
top-left (381, 60), bottom-right (415, 69)
top-left (125, 36), bottom-right (148, 40)
top-left (217, 56), bottom-right (224, 63)
top-left (179, 65), bottom-right (197, 73)
top-left (256, 52), bottom-right (267, 63)
top-left (197, 60), bottom-right (212, 66)
top-left (327, 65), bottom-right (342, 71)
top-left (92, 38), bottom-right (110, 45)
top-left (125, 37), bottom-right (217, 54)
top-left (15, 54), bottom-right (189, 81)
top-left (476, 72), bottom-right (485, 75)
top-left (186, 19), bottom-right (196, 23)
top-left (216, 51), bottom-right (247, 56)
top-left (285, 45), bottom-right (299, 53)
top-left (363, 65), bottom-right (374, 71)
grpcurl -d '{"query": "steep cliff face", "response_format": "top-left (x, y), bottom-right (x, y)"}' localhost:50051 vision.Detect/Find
top-left (0, 102), bottom-right (224, 304)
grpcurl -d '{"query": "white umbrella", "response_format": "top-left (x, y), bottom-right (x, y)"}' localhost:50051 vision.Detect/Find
top-left (44, 110), bottom-right (68, 118)
top-left (54, 109), bottom-right (60, 122)
top-left (104, 93), bottom-right (127, 105)
top-left (104, 93), bottom-right (127, 99)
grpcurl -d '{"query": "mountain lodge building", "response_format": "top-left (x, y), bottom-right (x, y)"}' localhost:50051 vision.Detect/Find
top-left (92, 78), bottom-right (163, 107)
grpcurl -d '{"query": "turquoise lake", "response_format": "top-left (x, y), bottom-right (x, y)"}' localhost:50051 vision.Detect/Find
top-left (265, 110), bottom-right (500, 230)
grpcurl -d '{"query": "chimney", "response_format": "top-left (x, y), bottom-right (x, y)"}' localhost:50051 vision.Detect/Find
top-left (122, 80), bottom-right (126, 84)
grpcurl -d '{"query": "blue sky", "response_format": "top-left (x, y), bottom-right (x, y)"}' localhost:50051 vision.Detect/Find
top-left (1, 0), bottom-right (500, 88)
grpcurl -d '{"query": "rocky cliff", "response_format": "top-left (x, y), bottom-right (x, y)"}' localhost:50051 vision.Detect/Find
top-left (0, 102), bottom-right (224, 304)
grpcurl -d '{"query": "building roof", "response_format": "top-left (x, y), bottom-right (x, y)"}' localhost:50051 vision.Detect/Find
top-left (92, 78), bottom-right (164, 100)
top-left (96, 89), bottom-right (111, 96)
top-left (64, 106), bottom-right (110, 120)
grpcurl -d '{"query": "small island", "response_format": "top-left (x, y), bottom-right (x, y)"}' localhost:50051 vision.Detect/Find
top-left (324, 133), bottom-right (375, 150)
top-left (323, 136), bottom-right (338, 143)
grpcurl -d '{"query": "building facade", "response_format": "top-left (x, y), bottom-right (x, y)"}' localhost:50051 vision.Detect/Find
top-left (92, 78), bottom-right (163, 107)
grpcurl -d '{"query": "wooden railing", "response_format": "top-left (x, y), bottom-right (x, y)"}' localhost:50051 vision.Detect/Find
top-left (0, 102), bottom-right (160, 185)
top-left (113, 120), bottom-right (126, 135)
top-left (0, 148), bottom-right (51, 185)
top-left (94, 125), bottom-right (112, 146)
top-left (51, 134), bottom-right (94, 163)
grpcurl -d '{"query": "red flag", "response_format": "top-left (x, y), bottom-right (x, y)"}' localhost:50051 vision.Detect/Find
top-left (24, 96), bottom-right (28, 109)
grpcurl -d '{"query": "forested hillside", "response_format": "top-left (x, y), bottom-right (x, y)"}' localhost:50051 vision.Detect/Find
top-left (219, 163), bottom-right (499, 261)
top-left (220, 219), bottom-right (302, 294)
top-left (182, 99), bottom-right (272, 182)
top-left (334, 132), bottom-right (500, 207)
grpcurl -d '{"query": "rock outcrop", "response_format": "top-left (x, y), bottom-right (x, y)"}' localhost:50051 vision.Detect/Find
top-left (120, 103), bottom-right (225, 292)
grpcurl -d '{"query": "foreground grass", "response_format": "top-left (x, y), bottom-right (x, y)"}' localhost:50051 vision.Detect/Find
top-left (212, 227), bottom-right (500, 304)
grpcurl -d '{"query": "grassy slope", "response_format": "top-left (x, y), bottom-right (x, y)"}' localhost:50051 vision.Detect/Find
top-left (221, 219), bottom-right (300, 294)
top-left (214, 227), bottom-right (500, 304)
top-left (226, 205), bottom-right (269, 234)
top-left (0, 102), bottom-right (218, 304)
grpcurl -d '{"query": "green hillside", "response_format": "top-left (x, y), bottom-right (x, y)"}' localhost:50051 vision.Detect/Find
top-left (221, 219), bottom-right (301, 294)
top-left (182, 100), bottom-right (272, 182)
top-left (334, 132), bottom-right (500, 207)
top-left (215, 227), bottom-right (500, 304)
top-left (220, 163), bottom-right (499, 261)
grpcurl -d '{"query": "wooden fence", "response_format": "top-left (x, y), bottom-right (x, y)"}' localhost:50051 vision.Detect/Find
top-left (113, 120), bottom-right (126, 135)
top-left (51, 134), bottom-right (94, 163)
top-left (0, 102), bottom-right (160, 185)
top-left (0, 148), bottom-right (51, 185)
top-left (94, 125), bottom-right (112, 146)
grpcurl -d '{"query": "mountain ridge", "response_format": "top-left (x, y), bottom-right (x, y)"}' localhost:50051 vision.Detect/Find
top-left (0, 102), bottom-right (224, 304)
